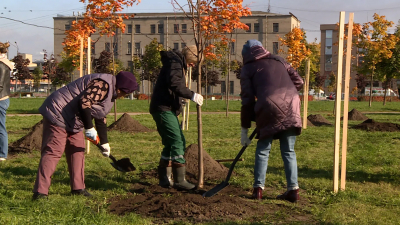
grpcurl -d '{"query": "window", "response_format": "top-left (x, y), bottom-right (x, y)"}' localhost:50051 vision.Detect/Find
top-left (113, 43), bottom-right (118, 56)
top-left (181, 43), bottom-right (186, 49)
top-left (326, 30), bottom-right (333, 38)
top-left (254, 23), bottom-right (260, 32)
top-left (127, 42), bottom-right (132, 54)
top-left (230, 81), bottom-right (234, 94)
top-left (150, 24), bottom-right (156, 34)
top-left (221, 81), bottom-right (226, 93)
top-left (174, 24), bottom-right (179, 33)
top-left (273, 23), bottom-right (279, 32)
top-left (246, 23), bottom-right (251, 33)
top-left (181, 24), bottom-right (187, 33)
top-left (127, 24), bottom-right (132, 34)
top-left (158, 24), bottom-right (164, 33)
top-left (325, 55), bottom-right (332, 71)
top-left (273, 42), bottom-right (279, 54)
top-left (173, 43), bottom-right (179, 50)
top-left (135, 42), bottom-right (140, 54)
top-left (325, 30), bottom-right (333, 71)
top-left (105, 42), bottom-right (110, 52)
top-left (91, 43), bottom-right (95, 55)
top-left (65, 24), bottom-right (71, 31)
top-left (135, 24), bottom-right (140, 33)
top-left (230, 42), bottom-right (235, 55)
top-left (207, 85), bottom-right (212, 94)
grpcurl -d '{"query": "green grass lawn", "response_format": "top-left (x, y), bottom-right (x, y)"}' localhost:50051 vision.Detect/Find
top-left (1, 99), bottom-right (400, 224)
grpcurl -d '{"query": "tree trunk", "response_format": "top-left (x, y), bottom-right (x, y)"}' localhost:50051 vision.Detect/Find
top-left (383, 88), bottom-right (387, 106)
top-left (369, 69), bottom-right (374, 107)
top-left (205, 65), bottom-right (208, 107)
top-left (197, 60), bottom-right (204, 188)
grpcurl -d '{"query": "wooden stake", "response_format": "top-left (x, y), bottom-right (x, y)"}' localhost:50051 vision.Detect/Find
top-left (182, 70), bottom-right (188, 130)
top-left (333, 11), bottom-right (346, 193)
top-left (303, 59), bottom-right (310, 129)
top-left (341, 13), bottom-right (354, 191)
top-left (185, 67), bottom-right (192, 130)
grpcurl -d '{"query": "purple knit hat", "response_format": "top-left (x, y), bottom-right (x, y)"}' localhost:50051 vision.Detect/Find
top-left (115, 71), bottom-right (138, 94)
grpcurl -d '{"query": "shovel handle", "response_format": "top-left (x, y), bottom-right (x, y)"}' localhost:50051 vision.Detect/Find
top-left (94, 143), bottom-right (118, 165)
top-left (224, 129), bottom-right (257, 183)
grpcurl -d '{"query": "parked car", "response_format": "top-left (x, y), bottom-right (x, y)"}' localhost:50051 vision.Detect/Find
top-left (327, 93), bottom-right (335, 100)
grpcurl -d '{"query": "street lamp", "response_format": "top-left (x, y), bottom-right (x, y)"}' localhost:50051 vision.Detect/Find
top-left (14, 41), bottom-right (19, 55)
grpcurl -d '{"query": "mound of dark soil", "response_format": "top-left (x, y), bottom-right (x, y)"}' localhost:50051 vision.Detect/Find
top-left (108, 113), bottom-right (154, 133)
top-left (9, 120), bottom-right (43, 154)
top-left (108, 178), bottom-right (315, 224)
top-left (307, 114), bottom-right (333, 126)
top-left (353, 119), bottom-right (400, 132)
top-left (306, 119), bottom-right (315, 127)
top-left (347, 108), bottom-right (369, 121)
top-left (184, 144), bottom-right (229, 181)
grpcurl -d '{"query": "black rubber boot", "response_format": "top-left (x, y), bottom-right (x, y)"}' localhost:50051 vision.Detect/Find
top-left (172, 162), bottom-right (196, 190)
top-left (158, 159), bottom-right (173, 188)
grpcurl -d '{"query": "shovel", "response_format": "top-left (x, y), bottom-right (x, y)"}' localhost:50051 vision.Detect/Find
top-left (86, 137), bottom-right (136, 172)
top-left (203, 129), bottom-right (257, 197)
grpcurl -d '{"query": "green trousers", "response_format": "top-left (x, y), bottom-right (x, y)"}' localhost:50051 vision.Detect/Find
top-left (151, 111), bottom-right (186, 164)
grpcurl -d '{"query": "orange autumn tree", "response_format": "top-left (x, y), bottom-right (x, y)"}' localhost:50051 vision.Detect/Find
top-left (279, 27), bottom-right (311, 70)
top-left (63, 0), bottom-right (141, 66)
top-left (352, 13), bottom-right (397, 107)
top-left (172, 0), bottom-right (251, 187)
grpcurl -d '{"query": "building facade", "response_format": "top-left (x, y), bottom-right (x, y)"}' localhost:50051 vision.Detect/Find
top-left (54, 11), bottom-right (300, 96)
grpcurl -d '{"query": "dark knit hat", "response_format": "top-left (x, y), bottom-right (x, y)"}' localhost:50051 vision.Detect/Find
top-left (242, 39), bottom-right (263, 56)
top-left (115, 71), bottom-right (138, 94)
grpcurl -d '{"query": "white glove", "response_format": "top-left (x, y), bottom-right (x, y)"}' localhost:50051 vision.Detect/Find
top-left (85, 127), bottom-right (98, 142)
top-left (100, 143), bottom-right (111, 157)
top-left (241, 127), bottom-right (252, 147)
top-left (191, 93), bottom-right (204, 106)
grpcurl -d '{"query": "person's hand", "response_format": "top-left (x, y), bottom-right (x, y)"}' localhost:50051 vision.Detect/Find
top-left (191, 93), bottom-right (203, 106)
top-left (85, 127), bottom-right (98, 143)
top-left (100, 143), bottom-right (111, 157)
top-left (241, 127), bottom-right (251, 147)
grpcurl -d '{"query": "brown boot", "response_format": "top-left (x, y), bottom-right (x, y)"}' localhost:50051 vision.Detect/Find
top-left (158, 159), bottom-right (173, 188)
top-left (277, 189), bottom-right (299, 203)
top-left (171, 162), bottom-right (196, 190)
top-left (251, 187), bottom-right (263, 200)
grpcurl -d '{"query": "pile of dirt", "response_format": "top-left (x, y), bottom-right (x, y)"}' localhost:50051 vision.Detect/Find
top-left (347, 108), bottom-right (369, 121)
top-left (108, 113), bottom-right (154, 133)
top-left (307, 114), bottom-right (333, 126)
top-left (184, 144), bottom-right (230, 181)
top-left (9, 120), bottom-right (43, 154)
top-left (353, 119), bottom-right (400, 132)
top-left (108, 179), bottom-right (315, 224)
top-left (306, 118), bottom-right (315, 127)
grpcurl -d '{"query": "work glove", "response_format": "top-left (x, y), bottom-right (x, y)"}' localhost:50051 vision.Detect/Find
top-left (100, 143), bottom-right (111, 157)
top-left (85, 127), bottom-right (98, 143)
top-left (240, 127), bottom-right (252, 147)
top-left (191, 93), bottom-right (204, 106)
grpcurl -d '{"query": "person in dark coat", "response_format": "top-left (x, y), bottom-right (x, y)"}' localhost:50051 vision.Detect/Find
top-left (32, 71), bottom-right (138, 200)
top-left (240, 40), bottom-right (303, 202)
top-left (150, 45), bottom-right (203, 190)
top-left (0, 42), bottom-right (11, 161)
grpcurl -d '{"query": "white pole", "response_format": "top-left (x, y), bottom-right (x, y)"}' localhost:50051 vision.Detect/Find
top-left (186, 67), bottom-right (192, 130)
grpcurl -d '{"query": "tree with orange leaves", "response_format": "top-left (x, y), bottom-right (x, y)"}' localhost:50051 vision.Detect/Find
top-left (279, 27), bottom-right (311, 70)
top-left (63, 0), bottom-right (141, 66)
top-left (172, 0), bottom-right (251, 188)
top-left (352, 13), bottom-right (398, 107)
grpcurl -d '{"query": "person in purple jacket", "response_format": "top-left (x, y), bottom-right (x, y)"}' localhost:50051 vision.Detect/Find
top-left (240, 40), bottom-right (304, 202)
top-left (32, 71), bottom-right (138, 200)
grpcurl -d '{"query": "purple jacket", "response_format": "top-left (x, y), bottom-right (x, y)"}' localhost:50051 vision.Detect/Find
top-left (240, 46), bottom-right (303, 140)
top-left (39, 74), bottom-right (116, 132)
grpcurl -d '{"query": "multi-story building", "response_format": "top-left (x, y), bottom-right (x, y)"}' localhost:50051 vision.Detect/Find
top-left (54, 11), bottom-right (300, 96)
top-left (320, 24), bottom-right (398, 96)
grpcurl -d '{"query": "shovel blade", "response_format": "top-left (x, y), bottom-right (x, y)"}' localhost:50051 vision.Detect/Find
top-left (111, 158), bottom-right (136, 173)
top-left (202, 182), bottom-right (229, 197)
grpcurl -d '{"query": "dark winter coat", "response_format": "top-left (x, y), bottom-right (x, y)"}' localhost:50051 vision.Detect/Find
top-left (150, 50), bottom-right (194, 116)
top-left (0, 60), bottom-right (11, 99)
top-left (39, 74), bottom-right (116, 132)
top-left (240, 45), bottom-right (303, 140)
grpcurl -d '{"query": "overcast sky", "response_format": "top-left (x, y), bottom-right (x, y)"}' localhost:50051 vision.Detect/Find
top-left (1, 0), bottom-right (399, 62)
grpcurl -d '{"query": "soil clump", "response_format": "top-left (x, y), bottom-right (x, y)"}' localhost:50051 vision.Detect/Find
top-left (347, 108), bottom-right (369, 121)
top-left (184, 144), bottom-right (229, 181)
top-left (9, 120), bottom-right (43, 154)
top-left (353, 119), bottom-right (400, 132)
top-left (108, 113), bottom-right (154, 133)
top-left (307, 114), bottom-right (333, 126)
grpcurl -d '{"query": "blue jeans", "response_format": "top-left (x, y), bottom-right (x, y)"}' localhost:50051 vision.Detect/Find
top-left (253, 128), bottom-right (298, 190)
top-left (0, 98), bottom-right (10, 158)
